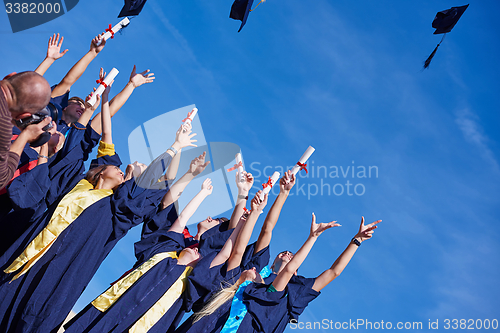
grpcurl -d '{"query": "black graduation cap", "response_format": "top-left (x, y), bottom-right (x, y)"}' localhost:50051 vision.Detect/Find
top-left (118, 0), bottom-right (147, 18)
top-left (424, 4), bottom-right (469, 69)
top-left (230, 0), bottom-right (265, 32)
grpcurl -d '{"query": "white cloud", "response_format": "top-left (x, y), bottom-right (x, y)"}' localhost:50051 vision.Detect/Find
top-left (455, 108), bottom-right (499, 173)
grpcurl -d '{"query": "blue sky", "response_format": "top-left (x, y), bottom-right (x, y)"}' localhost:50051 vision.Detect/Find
top-left (1, 0), bottom-right (499, 331)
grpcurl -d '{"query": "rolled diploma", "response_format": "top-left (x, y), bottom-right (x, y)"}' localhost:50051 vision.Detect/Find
top-left (290, 146), bottom-right (315, 176)
top-left (182, 107), bottom-right (198, 125)
top-left (88, 68), bottom-right (119, 106)
top-left (235, 153), bottom-right (245, 182)
top-left (259, 171), bottom-right (280, 200)
top-left (96, 18), bottom-right (130, 46)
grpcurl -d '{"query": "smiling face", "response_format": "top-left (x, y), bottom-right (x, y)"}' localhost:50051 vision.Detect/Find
top-left (240, 267), bottom-right (264, 284)
top-left (62, 98), bottom-right (85, 124)
top-left (197, 216), bottom-right (224, 235)
top-left (100, 165), bottom-right (124, 188)
top-left (131, 161), bottom-right (147, 178)
top-left (178, 247), bottom-right (201, 266)
top-left (270, 250), bottom-right (295, 273)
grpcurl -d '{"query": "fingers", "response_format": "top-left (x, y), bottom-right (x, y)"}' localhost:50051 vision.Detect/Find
top-left (311, 212), bottom-right (316, 224)
top-left (367, 220), bottom-right (382, 228)
top-left (360, 216), bottom-right (365, 227)
top-left (246, 172), bottom-right (253, 182)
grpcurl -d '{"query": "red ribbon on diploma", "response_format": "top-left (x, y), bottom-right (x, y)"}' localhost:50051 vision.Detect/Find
top-left (262, 176), bottom-right (273, 189)
top-left (96, 79), bottom-right (108, 88)
top-left (182, 110), bottom-right (194, 123)
top-left (297, 161), bottom-right (308, 174)
top-left (105, 24), bottom-right (115, 39)
top-left (227, 161), bottom-right (243, 172)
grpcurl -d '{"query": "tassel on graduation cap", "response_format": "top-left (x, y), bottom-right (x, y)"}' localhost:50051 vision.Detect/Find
top-left (230, 0), bottom-right (266, 32)
top-left (423, 4), bottom-right (469, 69)
top-left (424, 34), bottom-right (446, 69)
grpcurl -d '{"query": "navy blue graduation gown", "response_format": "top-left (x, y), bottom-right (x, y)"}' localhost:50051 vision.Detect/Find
top-left (0, 154), bottom-right (172, 333)
top-left (173, 244), bottom-right (271, 333)
top-left (65, 232), bottom-right (222, 333)
top-left (174, 271), bottom-right (318, 333)
top-left (64, 231), bottom-right (187, 333)
top-left (0, 124), bottom-right (101, 256)
top-left (239, 274), bottom-right (320, 333)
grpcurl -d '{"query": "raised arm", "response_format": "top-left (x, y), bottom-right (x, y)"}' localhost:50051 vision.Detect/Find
top-left (254, 170), bottom-right (295, 255)
top-left (35, 33), bottom-right (68, 76)
top-left (272, 213), bottom-right (339, 292)
top-left (77, 91), bottom-right (101, 127)
top-left (100, 82), bottom-right (113, 144)
top-left (51, 34), bottom-right (106, 98)
top-left (168, 178), bottom-right (213, 234)
top-left (226, 191), bottom-right (268, 271)
top-left (161, 151), bottom-right (210, 210)
top-left (133, 124), bottom-right (197, 189)
top-left (163, 123), bottom-right (191, 182)
top-left (91, 65), bottom-right (154, 135)
top-left (312, 217), bottom-right (381, 292)
top-left (227, 171), bottom-right (254, 230)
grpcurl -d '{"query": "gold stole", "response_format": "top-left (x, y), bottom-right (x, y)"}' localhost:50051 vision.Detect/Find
top-left (91, 251), bottom-right (193, 333)
top-left (4, 179), bottom-right (113, 281)
top-left (92, 251), bottom-right (179, 311)
top-left (129, 266), bottom-right (192, 333)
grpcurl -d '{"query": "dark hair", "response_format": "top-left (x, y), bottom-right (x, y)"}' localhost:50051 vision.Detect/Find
top-left (85, 165), bottom-right (111, 187)
top-left (68, 96), bottom-right (85, 105)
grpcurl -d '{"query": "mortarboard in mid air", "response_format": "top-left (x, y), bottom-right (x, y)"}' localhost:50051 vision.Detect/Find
top-left (423, 4), bottom-right (469, 69)
top-left (119, 0), bottom-right (148, 18)
top-left (230, 0), bottom-right (265, 32)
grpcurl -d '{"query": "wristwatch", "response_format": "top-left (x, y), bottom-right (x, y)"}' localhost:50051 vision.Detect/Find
top-left (351, 237), bottom-right (361, 246)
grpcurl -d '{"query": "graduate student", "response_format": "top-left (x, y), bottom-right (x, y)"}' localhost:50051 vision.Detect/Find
top-left (188, 214), bottom-right (380, 333)
top-left (0, 89), bottom-right (104, 256)
top-left (174, 170), bottom-right (296, 333)
top-left (64, 181), bottom-right (267, 333)
top-left (0, 83), bottom-right (197, 333)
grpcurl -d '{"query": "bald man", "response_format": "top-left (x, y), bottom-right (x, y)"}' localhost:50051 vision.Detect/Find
top-left (0, 71), bottom-right (52, 190)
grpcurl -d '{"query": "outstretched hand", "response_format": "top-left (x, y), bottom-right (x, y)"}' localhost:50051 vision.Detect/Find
top-left (130, 65), bottom-right (155, 88)
top-left (47, 33), bottom-right (68, 60)
top-left (280, 170), bottom-right (296, 193)
top-left (201, 178), bottom-right (213, 195)
top-left (236, 171), bottom-right (253, 192)
top-left (175, 123), bottom-right (197, 149)
top-left (310, 213), bottom-right (340, 238)
top-left (85, 91), bottom-right (100, 111)
top-left (91, 33), bottom-right (106, 53)
top-left (355, 217), bottom-right (381, 242)
top-left (190, 151), bottom-right (210, 176)
top-left (250, 191), bottom-right (268, 212)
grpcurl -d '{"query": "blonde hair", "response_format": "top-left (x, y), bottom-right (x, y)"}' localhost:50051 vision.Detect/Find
top-left (193, 280), bottom-right (242, 323)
